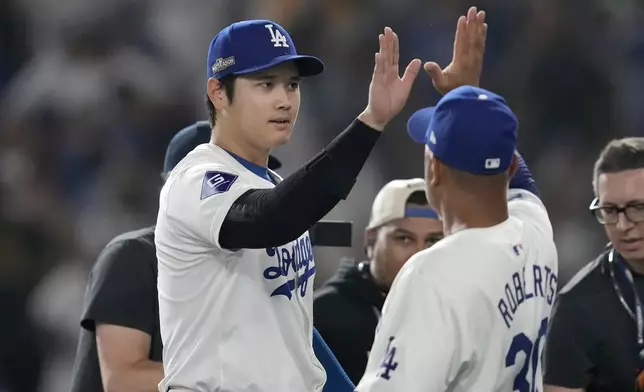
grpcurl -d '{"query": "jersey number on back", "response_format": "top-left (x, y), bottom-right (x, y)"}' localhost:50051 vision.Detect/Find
top-left (505, 317), bottom-right (549, 392)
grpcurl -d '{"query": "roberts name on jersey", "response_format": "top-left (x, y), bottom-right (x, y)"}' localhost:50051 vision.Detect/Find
top-left (498, 261), bottom-right (558, 329)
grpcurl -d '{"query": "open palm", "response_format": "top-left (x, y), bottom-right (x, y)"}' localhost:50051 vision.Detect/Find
top-left (425, 7), bottom-right (488, 96)
top-left (361, 27), bottom-right (421, 131)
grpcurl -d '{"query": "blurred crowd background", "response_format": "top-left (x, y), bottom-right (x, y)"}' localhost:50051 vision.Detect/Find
top-left (1, 0), bottom-right (642, 391)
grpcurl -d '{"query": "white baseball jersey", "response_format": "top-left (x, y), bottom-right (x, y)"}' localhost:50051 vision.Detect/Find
top-left (154, 143), bottom-right (326, 392)
top-left (356, 188), bottom-right (558, 392)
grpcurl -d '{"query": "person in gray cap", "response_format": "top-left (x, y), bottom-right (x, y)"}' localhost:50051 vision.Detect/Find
top-left (69, 121), bottom-right (228, 392)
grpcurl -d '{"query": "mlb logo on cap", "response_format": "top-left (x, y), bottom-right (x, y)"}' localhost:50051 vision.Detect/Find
top-left (207, 20), bottom-right (325, 80)
top-left (407, 86), bottom-right (518, 175)
top-left (485, 158), bottom-right (501, 169)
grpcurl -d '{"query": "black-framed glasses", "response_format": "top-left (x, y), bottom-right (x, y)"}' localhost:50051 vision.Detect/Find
top-left (589, 197), bottom-right (644, 224)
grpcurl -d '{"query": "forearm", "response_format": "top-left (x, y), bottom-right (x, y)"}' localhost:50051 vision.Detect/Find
top-left (219, 118), bottom-right (381, 249)
top-left (509, 152), bottom-right (540, 198)
top-left (103, 360), bottom-right (163, 392)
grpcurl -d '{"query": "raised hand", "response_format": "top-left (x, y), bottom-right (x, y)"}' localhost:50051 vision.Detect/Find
top-left (424, 6), bottom-right (488, 96)
top-left (359, 27), bottom-right (422, 131)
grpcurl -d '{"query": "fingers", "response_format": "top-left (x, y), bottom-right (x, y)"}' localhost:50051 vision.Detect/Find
top-left (451, 6), bottom-right (486, 67)
top-left (466, 7), bottom-right (477, 51)
top-left (477, 11), bottom-right (488, 56)
top-left (392, 31), bottom-right (400, 72)
top-left (423, 61), bottom-right (444, 84)
top-left (375, 27), bottom-right (400, 78)
top-left (380, 31), bottom-right (389, 69)
top-left (401, 59), bottom-right (422, 88)
top-left (373, 33), bottom-right (386, 78)
top-left (472, 9), bottom-right (486, 55)
top-left (452, 15), bottom-right (467, 60)
top-left (477, 10), bottom-right (486, 24)
top-left (383, 27), bottom-right (397, 68)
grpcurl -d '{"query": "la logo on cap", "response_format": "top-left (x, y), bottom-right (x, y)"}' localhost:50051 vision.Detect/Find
top-left (265, 24), bottom-right (289, 48)
top-left (485, 158), bottom-right (500, 169)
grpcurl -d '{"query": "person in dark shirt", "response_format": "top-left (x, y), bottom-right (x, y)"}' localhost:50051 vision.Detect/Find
top-left (313, 178), bottom-right (443, 384)
top-left (544, 138), bottom-right (644, 392)
top-left (69, 121), bottom-right (281, 392)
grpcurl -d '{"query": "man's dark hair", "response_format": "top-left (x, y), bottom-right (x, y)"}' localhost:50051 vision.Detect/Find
top-left (406, 190), bottom-right (429, 206)
top-left (206, 75), bottom-right (237, 127)
top-left (593, 137), bottom-right (644, 194)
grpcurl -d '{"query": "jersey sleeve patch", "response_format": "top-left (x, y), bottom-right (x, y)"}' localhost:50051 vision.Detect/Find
top-left (200, 171), bottom-right (239, 199)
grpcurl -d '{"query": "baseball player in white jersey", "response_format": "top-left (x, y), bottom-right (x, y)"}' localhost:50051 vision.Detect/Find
top-left (154, 19), bottom-right (422, 392)
top-left (355, 84), bottom-right (559, 392)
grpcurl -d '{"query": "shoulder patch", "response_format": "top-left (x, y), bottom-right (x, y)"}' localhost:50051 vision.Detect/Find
top-left (200, 171), bottom-right (238, 199)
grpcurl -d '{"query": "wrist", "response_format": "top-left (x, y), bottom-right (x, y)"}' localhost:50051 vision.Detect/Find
top-left (358, 110), bottom-right (386, 132)
top-left (438, 79), bottom-right (481, 96)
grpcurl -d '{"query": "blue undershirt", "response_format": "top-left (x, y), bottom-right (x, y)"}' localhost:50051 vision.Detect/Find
top-left (224, 150), bottom-right (275, 184)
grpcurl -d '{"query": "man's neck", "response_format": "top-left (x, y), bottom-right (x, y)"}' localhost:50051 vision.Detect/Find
top-left (440, 193), bottom-right (509, 236)
top-left (212, 126), bottom-right (269, 167)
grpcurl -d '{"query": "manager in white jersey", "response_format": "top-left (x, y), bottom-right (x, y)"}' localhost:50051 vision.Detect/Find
top-left (154, 19), bottom-right (423, 392)
top-left (356, 85), bottom-right (559, 392)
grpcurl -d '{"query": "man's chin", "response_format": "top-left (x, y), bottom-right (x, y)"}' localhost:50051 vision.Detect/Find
top-left (615, 245), bottom-right (644, 264)
top-left (268, 133), bottom-right (292, 148)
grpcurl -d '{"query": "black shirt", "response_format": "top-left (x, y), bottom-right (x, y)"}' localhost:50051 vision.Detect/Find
top-left (313, 259), bottom-right (385, 384)
top-left (544, 249), bottom-right (644, 392)
top-left (70, 226), bottom-right (162, 392)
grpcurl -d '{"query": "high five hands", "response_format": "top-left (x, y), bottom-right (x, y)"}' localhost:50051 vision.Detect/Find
top-left (425, 6), bottom-right (487, 96)
top-left (359, 6), bottom-right (488, 132)
top-left (359, 27), bottom-right (422, 131)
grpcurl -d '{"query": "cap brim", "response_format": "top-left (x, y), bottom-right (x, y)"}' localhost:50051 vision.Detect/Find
top-left (234, 54), bottom-right (325, 77)
top-left (407, 107), bottom-right (435, 144)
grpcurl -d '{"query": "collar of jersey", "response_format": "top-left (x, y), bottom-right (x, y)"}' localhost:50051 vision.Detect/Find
top-left (224, 149), bottom-right (273, 183)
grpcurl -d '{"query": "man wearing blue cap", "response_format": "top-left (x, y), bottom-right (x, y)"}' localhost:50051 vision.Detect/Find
top-left (356, 85), bottom-right (559, 391)
top-left (152, 16), bottom-right (429, 391)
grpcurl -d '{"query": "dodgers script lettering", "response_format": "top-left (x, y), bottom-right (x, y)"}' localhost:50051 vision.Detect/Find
top-left (263, 232), bottom-right (316, 299)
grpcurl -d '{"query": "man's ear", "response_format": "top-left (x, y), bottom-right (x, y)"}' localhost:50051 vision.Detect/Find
top-left (429, 155), bottom-right (443, 187)
top-left (207, 77), bottom-right (228, 111)
top-left (508, 152), bottom-right (519, 178)
top-left (364, 228), bottom-right (377, 258)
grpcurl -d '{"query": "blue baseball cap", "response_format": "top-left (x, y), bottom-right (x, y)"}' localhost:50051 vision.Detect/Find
top-left (163, 121), bottom-right (282, 175)
top-left (207, 19), bottom-right (324, 80)
top-left (407, 86), bottom-right (518, 175)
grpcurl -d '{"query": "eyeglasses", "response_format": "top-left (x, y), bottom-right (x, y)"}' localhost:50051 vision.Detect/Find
top-left (589, 197), bottom-right (644, 224)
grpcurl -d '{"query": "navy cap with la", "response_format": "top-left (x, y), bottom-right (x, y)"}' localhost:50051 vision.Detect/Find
top-left (207, 19), bottom-right (324, 80)
top-left (407, 85), bottom-right (518, 175)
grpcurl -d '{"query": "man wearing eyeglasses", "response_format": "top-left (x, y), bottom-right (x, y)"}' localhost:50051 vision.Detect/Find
top-left (544, 137), bottom-right (644, 392)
